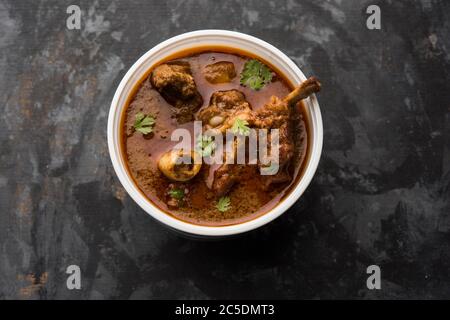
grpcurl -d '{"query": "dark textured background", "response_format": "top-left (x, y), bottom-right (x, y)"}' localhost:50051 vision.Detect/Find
top-left (0, 0), bottom-right (449, 299)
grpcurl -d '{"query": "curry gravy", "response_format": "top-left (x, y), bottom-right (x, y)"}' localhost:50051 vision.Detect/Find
top-left (120, 48), bottom-right (309, 226)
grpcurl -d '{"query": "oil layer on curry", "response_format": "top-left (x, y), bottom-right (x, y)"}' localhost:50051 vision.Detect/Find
top-left (121, 48), bottom-right (321, 226)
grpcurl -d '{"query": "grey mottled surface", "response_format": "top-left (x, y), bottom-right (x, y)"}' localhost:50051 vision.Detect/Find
top-left (0, 0), bottom-right (449, 299)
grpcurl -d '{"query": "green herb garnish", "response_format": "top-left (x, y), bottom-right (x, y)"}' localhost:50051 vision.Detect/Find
top-left (231, 118), bottom-right (251, 136)
top-left (196, 134), bottom-right (216, 157)
top-left (168, 188), bottom-right (185, 199)
top-left (240, 59), bottom-right (273, 90)
top-left (216, 196), bottom-right (231, 212)
top-left (134, 112), bottom-right (155, 135)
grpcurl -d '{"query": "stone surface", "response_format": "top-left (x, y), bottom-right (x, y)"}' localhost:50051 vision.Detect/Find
top-left (0, 0), bottom-right (449, 299)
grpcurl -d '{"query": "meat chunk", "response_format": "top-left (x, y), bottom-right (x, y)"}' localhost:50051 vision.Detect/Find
top-left (255, 77), bottom-right (321, 188)
top-left (150, 61), bottom-right (203, 123)
top-left (255, 99), bottom-right (294, 189)
top-left (197, 90), bottom-right (253, 197)
top-left (196, 90), bottom-right (254, 133)
top-left (211, 163), bottom-right (244, 197)
top-left (209, 89), bottom-right (247, 109)
top-left (199, 77), bottom-right (321, 195)
top-left (151, 62), bottom-right (196, 99)
top-left (254, 96), bottom-right (289, 128)
top-left (204, 61), bottom-right (236, 84)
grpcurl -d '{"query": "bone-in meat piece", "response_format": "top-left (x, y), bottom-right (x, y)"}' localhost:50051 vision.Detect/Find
top-left (255, 77), bottom-right (321, 188)
top-left (197, 90), bottom-right (252, 197)
top-left (283, 77), bottom-right (321, 107)
top-left (210, 142), bottom-right (245, 197)
top-left (196, 89), bottom-right (253, 133)
top-left (199, 77), bottom-right (321, 195)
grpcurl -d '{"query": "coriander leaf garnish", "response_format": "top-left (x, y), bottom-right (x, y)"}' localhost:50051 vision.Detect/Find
top-left (196, 134), bottom-right (216, 157)
top-left (231, 118), bottom-right (251, 136)
top-left (168, 188), bottom-right (185, 199)
top-left (134, 112), bottom-right (155, 135)
top-left (216, 196), bottom-right (231, 212)
top-left (240, 59), bottom-right (273, 90)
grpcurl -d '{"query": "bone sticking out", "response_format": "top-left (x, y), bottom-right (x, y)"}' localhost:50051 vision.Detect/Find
top-left (283, 77), bottom-right (321, 107)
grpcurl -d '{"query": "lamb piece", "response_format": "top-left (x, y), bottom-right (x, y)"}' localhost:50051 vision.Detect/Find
top-left (196, 90), bottom-right (254, 133)
top-left (254, 96), bottom-right (289, 128)
top-left (209, 89), bottom-right (247, 110)
top-left (255, 77), bottom-right (321, 188)
top-left (258, 118), bottom-right (294, 190)
top-left (150, 61), bottom-right (203, 123)
top-left (204, 61), bottom-right (236, 84)
top-left (254, 96), bottom-right (294, 167)
top-left (209, 137), bottom-right (248, 197)
top-left (197, 90), bottom-right (253, 197)
top-left (211, 163), bottom-right (245, 197)
top-left (253, 77), bottom-right (321, 129)
top-left (201, 77), bottom-right (321, 195)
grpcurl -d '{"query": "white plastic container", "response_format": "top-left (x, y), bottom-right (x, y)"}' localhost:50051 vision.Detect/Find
top-left (107, 30), bottom-right (323, 237)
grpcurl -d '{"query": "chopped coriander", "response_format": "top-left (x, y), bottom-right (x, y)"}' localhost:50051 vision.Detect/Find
top-left (196, 134), bottom-right (216, 157)
top-left (216, 196), bottom-right (231, 212)
top-left (231, 118), bottom-right (251, 136)
top-left (240, 59), bottom-right (273, 90)
top-left (134, 112), bottom-right (155, 135)
top-left (168, 188), bottom-right (185, 199)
